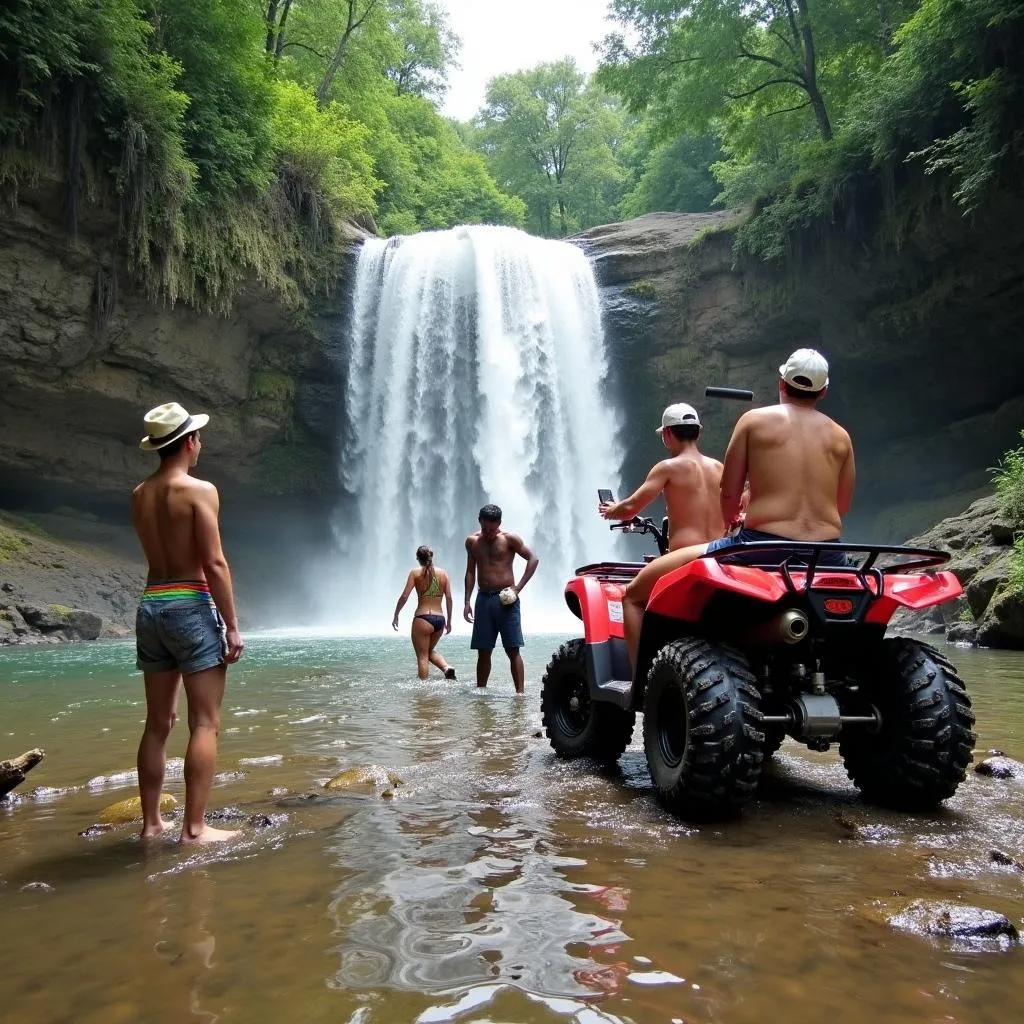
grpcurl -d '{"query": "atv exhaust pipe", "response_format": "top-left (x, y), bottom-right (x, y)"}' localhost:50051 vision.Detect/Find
top-left (744, 608), bottom-right (810, 646)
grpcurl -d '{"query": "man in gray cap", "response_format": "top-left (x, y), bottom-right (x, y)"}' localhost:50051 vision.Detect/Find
top-left (131, 402), bottom-right (244, 844)
top-left (600, 401), bottom-right (727, 670)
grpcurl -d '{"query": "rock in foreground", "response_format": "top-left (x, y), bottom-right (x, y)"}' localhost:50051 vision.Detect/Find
top-left (888, 900), bottom-right (1018, 952)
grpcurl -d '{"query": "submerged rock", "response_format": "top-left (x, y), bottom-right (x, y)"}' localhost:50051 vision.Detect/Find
top-left (21, 881), bottom-right (54, 893)
top-left (97, 793), bottom-right (177, 824)
top-left (888, 900), bottom-right (1018, 951)
top-left (975, 756), bottom-right (1024, 780)
top-left (989, 849), bottom-right (1024, 871)
top-left (323, 765), bottom-right (404, 795)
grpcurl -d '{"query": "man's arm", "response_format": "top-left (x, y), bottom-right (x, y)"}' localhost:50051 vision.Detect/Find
top-left (193, 482), bottom-right (243, 662)
top-left (463, 538), bottom-right (477, 622)
top-left (508, 535), bottom-right (539, 594)
top-left (392, 571), bottom-right (416, 630)
top-left (600, 463), bottom-right (668, 520)
top-left (837, 434), bottom-right (856, 518)
top-left (719, 417), bottom-right (750, 528)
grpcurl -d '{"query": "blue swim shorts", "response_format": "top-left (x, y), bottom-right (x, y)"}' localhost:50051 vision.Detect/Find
top-left (471, 590), bottom-right (524, 651)
top-left (135, 580), bottom-right (227, 674)
top-left (705, 528), bottom-right (851, 568)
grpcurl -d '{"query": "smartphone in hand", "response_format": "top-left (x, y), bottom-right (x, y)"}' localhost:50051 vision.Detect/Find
top-left (597, 489), bottom-right (614, 504)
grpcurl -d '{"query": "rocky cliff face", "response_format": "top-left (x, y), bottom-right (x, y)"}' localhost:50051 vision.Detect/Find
top-left (580, 199), bottom-right (1024, 542)
top-left (0, 182), bottom-right (373, 624)
top-left (890, 494), bottom-right (1024, 649)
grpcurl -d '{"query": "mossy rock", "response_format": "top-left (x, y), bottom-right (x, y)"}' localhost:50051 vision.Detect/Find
top-left (98, 793), bottom-right (177, 824)
top-left (324, 766), bottom-right (404, 795)
top-left (247, 370), bottom-right (297, 422)
top-left (622, 279), bottom-right (658, 300)
top-left (0, 526), bottom-right (27, 562)
top-left (257, 440), bottom-right (331, 496)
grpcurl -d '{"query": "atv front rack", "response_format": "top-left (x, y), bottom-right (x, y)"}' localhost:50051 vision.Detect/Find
top-left (712, 542), bottom-right (951, 596)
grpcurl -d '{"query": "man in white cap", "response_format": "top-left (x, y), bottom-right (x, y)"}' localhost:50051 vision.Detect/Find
top-left (131, 402), bottom-right (244, 844)
top-left (705, 347), bottom-right (855, 563)
top-left (599, 401), bottom-right (727, 670)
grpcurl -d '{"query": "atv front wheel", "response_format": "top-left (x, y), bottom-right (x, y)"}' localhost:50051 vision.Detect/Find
top-left (541, 640), bottom-right (636, 764)
top-left (642, 638), bottom-right (764, 817)
top-left (840, 638), bottom-right (975, 809)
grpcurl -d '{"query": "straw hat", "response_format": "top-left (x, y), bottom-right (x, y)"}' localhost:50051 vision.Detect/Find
top-left (139, 402), bottom-right (210, 451)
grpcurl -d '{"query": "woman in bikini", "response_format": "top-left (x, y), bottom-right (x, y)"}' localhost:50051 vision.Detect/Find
top-left (391, 545), bottom-right (457, 681)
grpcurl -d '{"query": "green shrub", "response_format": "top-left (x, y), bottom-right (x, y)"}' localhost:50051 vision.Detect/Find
top-left (992, 430), bottom-right (1024, 529)
top-left (1008, 536), bottom-right (1024, 597)
top-left (0, 526), bottom-right (27, 562)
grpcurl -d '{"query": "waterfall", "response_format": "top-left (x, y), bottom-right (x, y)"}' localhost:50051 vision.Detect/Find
top-left (331, 225), bottom-right (622, 632)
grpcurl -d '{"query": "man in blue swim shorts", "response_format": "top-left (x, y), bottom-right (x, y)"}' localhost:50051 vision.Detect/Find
top-left (131, 402), bottom-right (245, 845)
top-left (463, 504), bottom-right (539, 694)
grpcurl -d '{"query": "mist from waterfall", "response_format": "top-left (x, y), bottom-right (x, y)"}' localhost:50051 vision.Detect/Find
top-left (328, 224), bottom-right (622, 633)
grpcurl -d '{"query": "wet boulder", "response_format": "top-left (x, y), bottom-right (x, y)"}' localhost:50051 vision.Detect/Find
top-left (97, 793), bottom-right (177, 824)
top-left (975, 755), bottom-right (1024, 780)
top-left (16, 604), bottom-right (102, 641)
top-left (0, 747), bottom-right (45, 798)
top-left (888, 900), bottom-right (1018, 951)
top-left (323, 765), bottom-right (404, 795)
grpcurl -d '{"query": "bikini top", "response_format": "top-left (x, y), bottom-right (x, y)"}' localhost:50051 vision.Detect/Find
top-left (423, 572), bottom-right (441, 598)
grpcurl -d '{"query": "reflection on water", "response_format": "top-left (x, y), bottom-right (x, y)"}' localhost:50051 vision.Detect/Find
top-left (3, 635), bottom-right (1024, 1023)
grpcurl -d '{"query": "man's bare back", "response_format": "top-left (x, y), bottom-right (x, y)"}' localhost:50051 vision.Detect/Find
top-left (722, 403), bottom-right (855, 541)
top-left (132, 473), bottom-right (218, 583)
top-left (661, 452), bottom-right (725, 549)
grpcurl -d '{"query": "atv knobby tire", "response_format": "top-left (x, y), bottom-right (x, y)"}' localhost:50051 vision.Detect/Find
top-left (642, 638), bottom-right (764, 818)
top-left (840, 638), bottom-right (975, 809)
top-left (541, 640), bottom-right (635, 764)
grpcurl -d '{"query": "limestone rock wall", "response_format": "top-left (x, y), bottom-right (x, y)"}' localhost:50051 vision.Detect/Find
top-left (580, 198), bottom-right (1024, 542)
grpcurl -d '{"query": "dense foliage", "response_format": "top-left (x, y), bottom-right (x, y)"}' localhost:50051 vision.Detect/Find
top-left (1, 0), bottom-right (1021, 291)
top-left (594, 0), bottom-right (1024, 256)
top-left (0, 0), bottom-right (523, 310)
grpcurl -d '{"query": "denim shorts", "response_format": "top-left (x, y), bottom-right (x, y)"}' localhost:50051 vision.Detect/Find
top-left (136, 597), bottom-right (227, 675)
top-left (471, 590), bottom-right (524, 651)
top-left (706, 528), bottom-right (851, 567)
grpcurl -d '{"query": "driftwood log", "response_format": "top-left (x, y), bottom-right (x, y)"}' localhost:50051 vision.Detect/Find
top-left (0, 748), bottom-right (45, 798)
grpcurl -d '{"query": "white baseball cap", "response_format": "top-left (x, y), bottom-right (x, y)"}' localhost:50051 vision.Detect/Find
top-left (655, 402), bottom-right (701, 434)
top-left (779, 348), bottom-right (829, 392)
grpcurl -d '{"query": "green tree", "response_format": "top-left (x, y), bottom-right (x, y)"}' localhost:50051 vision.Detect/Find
top-left (475, 59), bottom-right (630, 236)
top-left (154, 0), bottom-right (275, 195)
top-left (599, 1), bottom-right (916, 145)
top-left (619, 132), bottom-right (723, 216)
top-left (385, 0), bottom-right (459, 99)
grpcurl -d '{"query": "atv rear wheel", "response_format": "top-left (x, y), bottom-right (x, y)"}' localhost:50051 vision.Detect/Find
top-left (642, 638), bottom-right (764, 817)
top-left (840, 638), bottom-right (975, 809)
top-left (541, 640), bottom-right (636, 764)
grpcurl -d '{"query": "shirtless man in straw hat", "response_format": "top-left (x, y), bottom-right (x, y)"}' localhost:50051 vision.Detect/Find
top-left (131, 402), bottom-right (244, 844)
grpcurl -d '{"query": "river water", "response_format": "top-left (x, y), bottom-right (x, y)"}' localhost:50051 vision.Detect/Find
top-left (3, 635), bottom-right (1024, 1023)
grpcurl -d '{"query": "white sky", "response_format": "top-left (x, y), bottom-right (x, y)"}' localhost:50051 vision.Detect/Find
top-left (437, 0), bottom-right (614, 121)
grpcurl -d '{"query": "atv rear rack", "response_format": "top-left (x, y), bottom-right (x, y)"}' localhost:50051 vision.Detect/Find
top-left (713, 542), bottom-right (951, 596)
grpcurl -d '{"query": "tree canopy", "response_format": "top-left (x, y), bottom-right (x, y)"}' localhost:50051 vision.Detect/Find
top-left (0, 0), bottom-right (524, 309)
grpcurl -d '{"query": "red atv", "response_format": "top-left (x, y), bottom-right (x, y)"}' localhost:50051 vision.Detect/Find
top-left (540, 514), bottom-right (976, 817)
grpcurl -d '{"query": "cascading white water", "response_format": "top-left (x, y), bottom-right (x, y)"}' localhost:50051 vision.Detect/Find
top-left (331, 224), bottom-right (622, 632)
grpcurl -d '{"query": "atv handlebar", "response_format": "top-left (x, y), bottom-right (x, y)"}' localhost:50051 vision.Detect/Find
top-left (610, 516), bottom-right (670, 556)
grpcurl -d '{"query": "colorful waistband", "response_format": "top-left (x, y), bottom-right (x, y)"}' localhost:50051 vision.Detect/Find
top-left (141, 581), bottom-right (211, 602)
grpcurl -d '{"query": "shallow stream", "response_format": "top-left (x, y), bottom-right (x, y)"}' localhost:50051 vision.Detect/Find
top-left (3, 635), bottom-right (1024, 1023)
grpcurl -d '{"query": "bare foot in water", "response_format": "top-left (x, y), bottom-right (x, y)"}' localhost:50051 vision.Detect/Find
top-left (179, 825), bottom-right (240, 845)
top-left (140, 820), bottom-right (174, 839)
